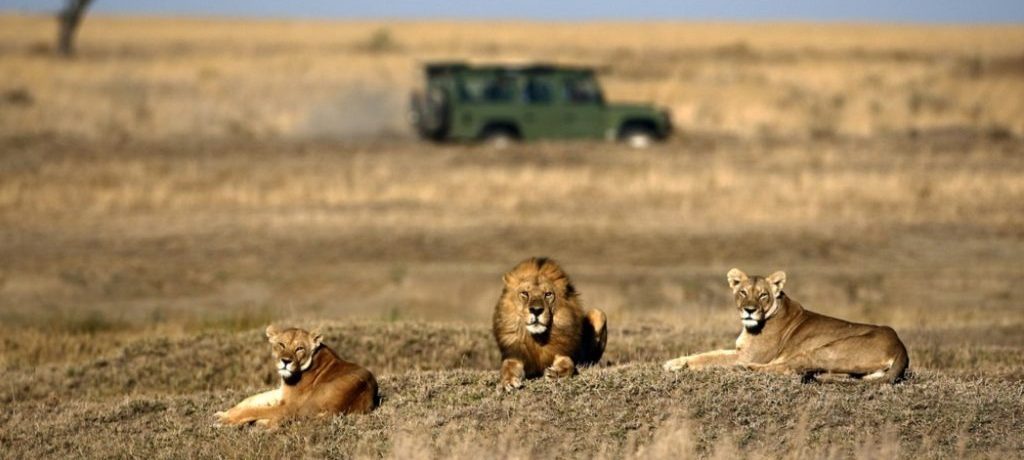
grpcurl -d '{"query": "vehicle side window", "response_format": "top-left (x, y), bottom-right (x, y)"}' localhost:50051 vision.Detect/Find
top-left (457, 75), bottom-right (487, 102)
top-left (482, 75), bottom-right (518, 103)
top-left (524, 77), bottom-right (553, 104)
top-left (456, 74), bottom-right (517, 103)
top-left (563, 77), bottom-right (603, 105)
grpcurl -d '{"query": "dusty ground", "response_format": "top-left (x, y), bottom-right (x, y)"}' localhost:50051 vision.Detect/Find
top-left (1, 16), bottom-right (1023, 140)
top-left (1, 14), bottom-right (1023, 459)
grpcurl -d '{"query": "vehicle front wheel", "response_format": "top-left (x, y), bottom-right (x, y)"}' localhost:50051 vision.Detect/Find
top-left (620, 127), bottom-right (656, 149)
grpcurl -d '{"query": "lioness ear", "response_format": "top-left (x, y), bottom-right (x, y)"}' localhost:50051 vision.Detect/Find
top-left (265, 324), bottom-right (281, 340)
top-left (310, 329), bottom-right (323, 348)
top-left (726, 268), bottom-right (748, 291)
top-left (502, 272), bottom-right (514, 286)
top-left (766, 271), bottom-right (787, 297)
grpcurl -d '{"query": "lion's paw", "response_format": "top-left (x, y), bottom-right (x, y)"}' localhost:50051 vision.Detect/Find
top-left (544, 366), bottom-right (572, 379)
top-left (500, 377), bottom-right (524, 393)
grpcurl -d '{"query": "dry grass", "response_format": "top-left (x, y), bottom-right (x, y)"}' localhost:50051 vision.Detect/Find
top-left (2, 138), bottom-right (1022, 337)
top-left (1, 136), bottom-right (1022, 458)
top-left (0, 14), bottom-right (1022, 459)
top-left (1, 15), bottom-right (1022, 140)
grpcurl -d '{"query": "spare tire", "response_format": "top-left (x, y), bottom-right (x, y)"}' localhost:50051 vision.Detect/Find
top-left (409, 86), bottom-right (449, 139)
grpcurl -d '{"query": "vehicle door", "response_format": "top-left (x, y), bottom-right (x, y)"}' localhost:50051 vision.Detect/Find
top-left (560, 74), bottom-right (606, 139)
top-left (518, 74), bottom-right (566, 139)
top-left (452, 71), bottom-right (520, 140)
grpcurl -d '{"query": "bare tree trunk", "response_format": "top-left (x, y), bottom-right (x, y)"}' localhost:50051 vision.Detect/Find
top-left (57, 0), bottom-right (93, 57)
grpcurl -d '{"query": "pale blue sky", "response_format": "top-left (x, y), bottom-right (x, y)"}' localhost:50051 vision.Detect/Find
top-left (2, 0), bottom-right (1023, 23)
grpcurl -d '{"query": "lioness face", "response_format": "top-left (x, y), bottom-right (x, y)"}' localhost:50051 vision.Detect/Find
top-left (265, 325), bottom-right (323, 380)
top-left (509, 278), bottom-right (558, 335)
top-left (727, 268), bottom-right (786, 331)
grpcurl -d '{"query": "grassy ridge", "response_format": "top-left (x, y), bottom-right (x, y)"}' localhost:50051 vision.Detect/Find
top-left (2, 322), bottom-right (1022, 458)
top-left (4, 322), bottom-right (1023, 402)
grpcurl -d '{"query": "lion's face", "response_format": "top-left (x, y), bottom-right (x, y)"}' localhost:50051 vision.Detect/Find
top-left (502, 257), bottom-right (574, 336)
top-left (727, 268), bottom-right (786, 331)
top-left (265, 325), bottom-right (323, 380)
top-left (508, 277), bottom-right (559, 335)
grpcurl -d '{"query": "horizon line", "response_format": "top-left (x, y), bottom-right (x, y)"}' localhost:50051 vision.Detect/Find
top-left (3, 10), bottom-right (1023, 27)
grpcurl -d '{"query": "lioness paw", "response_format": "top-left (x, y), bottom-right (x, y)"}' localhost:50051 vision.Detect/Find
top-left (215, 408), bottom-right (253, 427)
top-left (213, 411), bottom-right (234, 427)
top-left (663, 357), bottom-right (690, 372)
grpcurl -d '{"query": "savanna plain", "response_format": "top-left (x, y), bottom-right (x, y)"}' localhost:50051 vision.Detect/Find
top-left (1, 15), bottom-right (1023, 459)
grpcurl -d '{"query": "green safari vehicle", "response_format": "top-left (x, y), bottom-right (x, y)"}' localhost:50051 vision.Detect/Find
top-left (409, 62), bottom-right (672, 147)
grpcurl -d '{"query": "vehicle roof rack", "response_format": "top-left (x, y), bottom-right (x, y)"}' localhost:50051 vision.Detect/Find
top-left (423, 61), bottom-right (604, 77)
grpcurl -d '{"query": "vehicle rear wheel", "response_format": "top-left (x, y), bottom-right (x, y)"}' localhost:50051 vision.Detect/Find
top-left (480, 127), bottom-right (518, 149)
top-left (620, 127), bottom-right (656, 149)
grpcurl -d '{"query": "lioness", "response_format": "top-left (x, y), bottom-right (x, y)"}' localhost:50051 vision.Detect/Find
top-left (493, 257), bottom-right (608, 391)
top-left (215, 325), bottom-right (378, 427)
top-left (663, 269), bottom-right (909, 383)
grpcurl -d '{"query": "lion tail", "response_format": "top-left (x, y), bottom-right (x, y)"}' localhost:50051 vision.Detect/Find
top-left (884, 343), bottom-right (910, 384)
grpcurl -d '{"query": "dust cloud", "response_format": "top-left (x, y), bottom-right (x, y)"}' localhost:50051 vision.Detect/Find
top-left (300, 82), bottom-right (413, 141)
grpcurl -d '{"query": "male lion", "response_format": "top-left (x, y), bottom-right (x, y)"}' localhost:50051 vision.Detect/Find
top-left (663, 268), bottom-right (909, 383)
top-left (493, 257), bottom-right (608, 391)
top-left (215, 325), bottom-right (378, 427)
